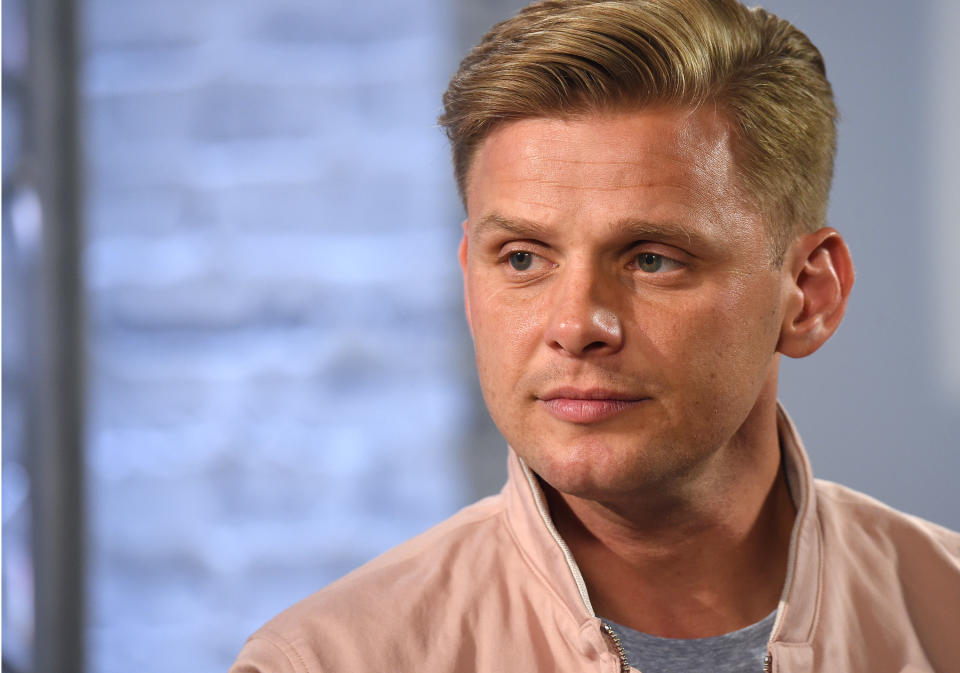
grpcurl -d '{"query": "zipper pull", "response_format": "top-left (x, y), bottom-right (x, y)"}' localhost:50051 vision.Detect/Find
top-left (763, 653), bottom-right (772, 672)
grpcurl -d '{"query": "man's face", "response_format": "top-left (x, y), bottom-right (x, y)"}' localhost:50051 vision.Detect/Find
top-left (460, 107), bottom-right (793, 501)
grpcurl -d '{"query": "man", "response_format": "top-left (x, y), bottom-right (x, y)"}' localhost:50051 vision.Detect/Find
top-left (231, 1), bottom-right (960, 671)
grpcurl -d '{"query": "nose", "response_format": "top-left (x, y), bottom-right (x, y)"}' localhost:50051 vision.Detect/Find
top-left (543, 266), bottom-right (623, 357)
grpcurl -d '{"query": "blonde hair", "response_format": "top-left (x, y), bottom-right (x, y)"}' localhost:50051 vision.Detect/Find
top-left (439, 0), bottom-right (838, 261)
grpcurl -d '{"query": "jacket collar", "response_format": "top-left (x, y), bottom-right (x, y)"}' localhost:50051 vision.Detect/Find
top-left (769, 404), bottom-right (821, 652)
top-left (502, 403), bottom-right (822, 648)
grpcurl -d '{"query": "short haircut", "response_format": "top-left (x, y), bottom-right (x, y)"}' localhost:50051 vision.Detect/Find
top-left (439, 0), bottom-right (838, 262)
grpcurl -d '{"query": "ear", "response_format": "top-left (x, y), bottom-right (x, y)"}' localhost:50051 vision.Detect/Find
top-left (458, 220), bottom-right (473, 336)
top-left (777, 227), bottom-right (855, 358)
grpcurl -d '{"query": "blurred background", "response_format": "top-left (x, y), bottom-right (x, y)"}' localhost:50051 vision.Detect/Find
top-left (2, 0), bottom-right (958, 672)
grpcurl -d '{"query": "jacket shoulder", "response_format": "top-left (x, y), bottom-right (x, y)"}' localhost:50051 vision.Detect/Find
top-left (814, 478), bottom-right (960, 556)
top-left (812, 479), bottom-right (960, 669)
top-left (231, 494), bottom-right (520, 672)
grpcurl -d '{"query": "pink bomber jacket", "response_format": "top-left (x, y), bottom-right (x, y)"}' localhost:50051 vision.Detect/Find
top-left (230, 407), bottom-right (960, 672)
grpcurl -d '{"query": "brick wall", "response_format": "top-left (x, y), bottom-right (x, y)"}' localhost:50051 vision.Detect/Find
top-left (82, 1), bottom-right (474, 671)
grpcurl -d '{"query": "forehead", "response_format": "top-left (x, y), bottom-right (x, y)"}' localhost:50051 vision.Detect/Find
top-left (474, 107), bottom-right (732, 177)
top-left (464, 107), bottom-right (760, 247)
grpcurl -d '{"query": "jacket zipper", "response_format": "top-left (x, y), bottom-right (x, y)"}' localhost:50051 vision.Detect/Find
top-left (600, 622), bottom-right (630, 673)
top-left (763, 653), bottom-right (772, 672)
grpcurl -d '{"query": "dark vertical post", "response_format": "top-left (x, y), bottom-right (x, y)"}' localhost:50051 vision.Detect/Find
top-left (26, 0), bottom-right (86, 669)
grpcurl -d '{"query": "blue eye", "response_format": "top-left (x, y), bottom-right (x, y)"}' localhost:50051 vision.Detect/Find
top-left (636, 253), bottom-right (664, 273)
top-left (509, 251), bottom-right (534, 271)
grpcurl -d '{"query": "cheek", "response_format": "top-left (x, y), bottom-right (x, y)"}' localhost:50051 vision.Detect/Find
top-left (637, 283), bottom-right (779, 397)
top-left (700, 300), bottom-right (780, 415)
top-left (471, 270), bottom-right (547, 338)
top-left (468, 283), bottom-right (546, 384)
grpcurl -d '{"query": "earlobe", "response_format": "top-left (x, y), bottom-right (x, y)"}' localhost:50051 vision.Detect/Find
top-left (777, 228), bottom-right (855, 358)
top-left (458, 222), bottom-right (469, 273)
top-left (459, 221), bottom-right (473, 335)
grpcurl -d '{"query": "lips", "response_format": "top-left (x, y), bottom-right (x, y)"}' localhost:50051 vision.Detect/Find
top-left (537, 388), bottom-right (648, 424)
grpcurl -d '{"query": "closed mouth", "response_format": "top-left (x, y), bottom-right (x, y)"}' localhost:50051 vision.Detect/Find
top-left (536, 388), bottom-right (649, 424)
top-left (538, 387), bottom-right (646, 402)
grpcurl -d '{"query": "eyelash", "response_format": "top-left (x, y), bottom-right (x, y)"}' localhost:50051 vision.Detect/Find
top-left (498, 247), bottom-right (685, 276)
top-left (628, 251), bottom-right (685, 273)
top-left (502, 249), bottom-right (551, 274)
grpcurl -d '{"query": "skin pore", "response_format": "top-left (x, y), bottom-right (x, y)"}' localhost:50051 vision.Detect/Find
top-left (459, 106), bottom-right (853, 638)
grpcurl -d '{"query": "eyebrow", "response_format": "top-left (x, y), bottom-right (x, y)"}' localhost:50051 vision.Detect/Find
top-left (473, 212), bottom-right (714, 253)
top-left (614, 217), bottom-right (712, 251)
top-left (473, 213), bottom-right (552, 239)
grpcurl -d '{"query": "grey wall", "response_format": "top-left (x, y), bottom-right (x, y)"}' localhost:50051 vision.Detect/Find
top-left (761, 0), bottom-right (959, 531)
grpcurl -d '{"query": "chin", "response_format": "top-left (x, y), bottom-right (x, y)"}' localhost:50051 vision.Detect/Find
top-left (519, 435), bottom-right (650, 499)
top-left (519, 425), bottom-right (713, 502)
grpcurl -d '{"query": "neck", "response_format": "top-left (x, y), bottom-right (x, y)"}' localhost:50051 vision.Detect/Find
top-left (547, 393), bottom-right (796, 638)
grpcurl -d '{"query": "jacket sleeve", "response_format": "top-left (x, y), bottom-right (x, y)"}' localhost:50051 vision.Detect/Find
top-left (229, 632), bottom-right (309, 673)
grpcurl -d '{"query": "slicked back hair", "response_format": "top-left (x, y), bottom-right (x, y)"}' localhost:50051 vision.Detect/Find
top-left (439, 0), bottom-right (838, 262)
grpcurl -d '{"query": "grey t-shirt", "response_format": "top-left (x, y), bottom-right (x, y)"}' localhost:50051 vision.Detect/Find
top-left (605, 610), bottom-right (776, 673)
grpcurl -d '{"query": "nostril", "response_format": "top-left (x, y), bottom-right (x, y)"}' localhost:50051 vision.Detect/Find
top-left (543, 286), bottom-right (623, 356)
